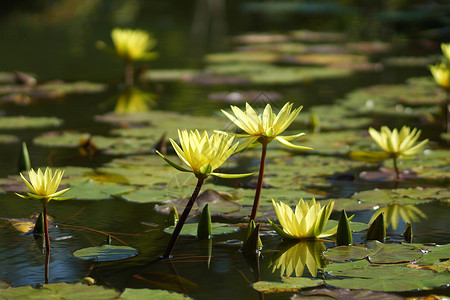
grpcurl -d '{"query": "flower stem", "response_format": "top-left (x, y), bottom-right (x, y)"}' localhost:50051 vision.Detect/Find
top-left (250, 142), bottom-right (268, 221)
top-left (392, 156), bottom-right (401, 180)
top-left (125, 60), bottom-right (134, 88)
top-left (43, 201), bottom-right (50, 252)
top-left (162, 178), bottom-right (205, 259)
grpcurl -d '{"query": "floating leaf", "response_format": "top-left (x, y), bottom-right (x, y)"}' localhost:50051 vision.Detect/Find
top-left (352, 187), bottom-right (447, 206)
top-left (324, 245), bottom-right (371, 262)
top-left (296, 287), bottom-right (403, 300)
top-left (64, 179), bottom-right (135, 200)
top-left (252, 277), bottom-right (323, 293)
top-left (0, 282), bottom-right (119, 299)
top-left (366, 241), bottom-right (423, 263)
top-left (73, 245), bottom-right (138, 261)
top-left (325, 259), bottom-right (449, 291)
top-left (164, 223), bottom-right (239, 236)
top-left (139, 69), bottom-right (200, 82)
top-left (120, 288), bottom-right (193, 299)
top-left (0, 116), bottom-right (62, 129)
top-left (0, 134), bottom-right (18, 143)
top-left (121, 187), bottom-right (173, 203)
top-left (416, 244), bottom-right (450, 265)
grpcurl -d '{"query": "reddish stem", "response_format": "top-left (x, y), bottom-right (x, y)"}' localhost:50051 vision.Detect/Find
top-left (43, 201), bottom-right (50, 252)
top-left (125, 60), bottom-right (134, 88)
top-left (250, 142), bottom-right (268, 221)
top-left (392, 156), bottom-right (401, 180)
top-left (162, 177), bottom-right (205, 259)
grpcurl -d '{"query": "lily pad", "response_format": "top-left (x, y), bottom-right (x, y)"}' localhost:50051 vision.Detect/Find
top-left (296, 288), bottom-right (403, 300)
top-left (64, 179), bottom-right (136, 200)
top-left (252, 277), bottom-right (323, 293)
top-left (0, 134), bottom-right (18, 143)
top-left (0, 116), bottom-right (62, 130)
top-left (73, 245), bottom-right (138, 261)
top-left (324, 245), bottom-right (371, 262)
top-left (0, 282), bottom-right (119, 299)
top-left (416, 244), bottom-right (450, 265)
top-left (121, 187), bottom-right (173, 203)
top-left (120, 288), bottom-right (192, 299)
top-left (139, 69), bottom-right (200, 82)
top-left (351, 187), bottom-right (449, 206)
top-left (164, 223), bottom-right (239, 236)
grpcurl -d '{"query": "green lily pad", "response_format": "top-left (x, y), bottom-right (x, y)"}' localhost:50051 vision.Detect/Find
top-left (164, 223), bottom-right (239, 236)
top-left (73, 245), bottom-right (138, 261)
top-left (298, 288), bottom-right (404, 300)
top-left (416, 244), bottom-right (450, 265)
top-left (0, 116), bottom-right (62, 130)
top-left (252, 277), bottom-right (323, 293)
top-left (0, 282), bottom-right (120, 299)
top-left (64, 179), bottom-right (136, 200)
top-left (120, 288), bottom-right (192, 299)
top-left (325, 259), bottom-right (450, 291)
top-left (351, 187), bottom-right (449, 206)
top-left (140, 69), bottom-right (200, 82)
top-left (324, 245), bottom-right (371, 262)
top-left (121, 187), bottom-right (172, 203)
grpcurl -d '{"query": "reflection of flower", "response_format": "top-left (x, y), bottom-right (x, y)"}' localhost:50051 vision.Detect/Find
top-left (368, 126), bottom-right (428, 179)
top-left (429, 62), bottom-right (450, 90)
top-left (221, 102), bottom-right (311, 150)
top-left (157, 130), bottom-right (253, 180)
top-left (270, 241), bottom-right (326, 277)
top-left (369, 203), bottom-right (426, 230)
top-left (269, 198), bottom-right (336, 239)
top-left (114, 88), bottom-right (156, 113)
top-left (17, 168), bottom-right (71, 204)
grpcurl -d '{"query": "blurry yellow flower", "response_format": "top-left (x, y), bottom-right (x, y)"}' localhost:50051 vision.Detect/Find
top-left (368, 126), bottom-right (428, 158)
top-left (270, 241), bottom-right (325, 277)
top-left (157, 130), bottom-right (253, 179)
top-left (429, 62), bottom-right (450, 90)
top-left (441, 43), bottom-right (450, 61)
top-left (369, 203), bottom-right (426, 230)
top-left (221, 102), bottom-right (312, 150)
top-left (97, 28), bottom-right (158, 62)
top-left (17, 168), bottom-right (71, 204)
top-left (269, 198), bottom-right (336, 239)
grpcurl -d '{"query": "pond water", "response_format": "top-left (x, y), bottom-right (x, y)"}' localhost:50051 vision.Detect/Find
top-left (0, 1), bottom-right (449, 299)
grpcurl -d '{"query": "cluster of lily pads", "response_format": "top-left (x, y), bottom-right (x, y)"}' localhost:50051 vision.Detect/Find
top-left (1, 28), bottom-right (449, 299)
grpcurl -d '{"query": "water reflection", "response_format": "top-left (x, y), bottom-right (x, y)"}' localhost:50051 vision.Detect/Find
top-left (113, 87), bottom-right (156, 113)
top-left (369, 203), bottom-right (427, 231)
top-left (270, 241), bottom-right (325, 278)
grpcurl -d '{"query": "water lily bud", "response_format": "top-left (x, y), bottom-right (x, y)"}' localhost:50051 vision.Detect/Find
top-left (197, 204), bottom-right (212, 240)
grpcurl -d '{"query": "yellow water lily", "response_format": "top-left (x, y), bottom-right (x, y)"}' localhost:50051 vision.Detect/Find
top-left (17, 168), bottom-right (71, 204)
top-left (16, 167), bottom-right (72, 252)
top-left (221, 102), bottom-right (312, 221)
top-left (441, 43), bottom-right (450, 61)
top-left (221, 102), bottom-right (312, 150)
top-left (157, 129), bottom-right (253, 180)
top-left (369, 203), bottom-right (426, 231)
top-left (97, 28), bottom-right (158, 62)
top-left (429, 62), bottom-right (450, 90)
top-left (368, 126), bottom-right (428, 158)
top-left (158, 130), bottom-right (253, 258)
top-left (368, 126), bottom-right (428, 179)
top-left (270, 241), bottom-right (325, 277)
top-left (269, 198), bottom-right (336, 239)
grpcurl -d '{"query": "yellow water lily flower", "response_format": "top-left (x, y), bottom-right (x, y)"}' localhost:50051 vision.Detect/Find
top-left (369, 203), bottom-right (426, 231)
top-left (97, 28), bottom-right (158, 62)
top-left (269, 198), bottom-right (336, 239)
top-left (157, 130), bottom-right (253, 179)
top-left (270, 242), bottom-right (325, 277)
top-left (441, 43), bottom-right (450, 61)
top-left (368, 126), bottom-right (428, 158)
top-left (17, 168), bottom-right (71, 204)
top-left (221, 102), bottom-right (312, 150)
top-left (429, 62), bottom-right (450, 90)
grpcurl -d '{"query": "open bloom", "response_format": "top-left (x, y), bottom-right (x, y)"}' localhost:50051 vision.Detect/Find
top-left (17, 168), bottom-right (71, 204)
top-left (270, 241), bottom-right (325, 277)
top-left (429, 62), bottom-right (450, 90)
top-left (221, 102), bottom-right (312, 150)
top-left (368, 126), bottom-right (428, 158)
top-left (269, 198), bottom-right (336, 239)
top-left (97, 28), bottom-right (158, 62)
top-left (157, 130), bottom-right (253, 179)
